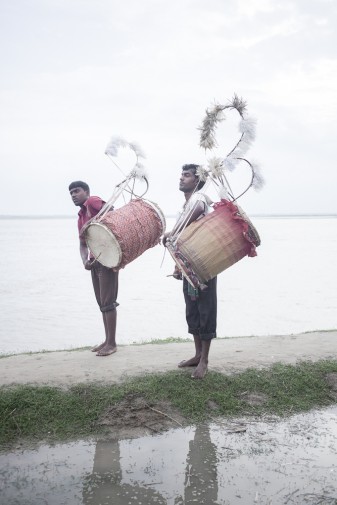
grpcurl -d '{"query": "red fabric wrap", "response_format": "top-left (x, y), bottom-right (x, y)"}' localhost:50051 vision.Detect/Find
top-left (213, 199), bottom-right (259, 257)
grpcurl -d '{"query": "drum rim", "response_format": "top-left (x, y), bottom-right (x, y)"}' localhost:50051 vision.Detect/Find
top-left (85, 222), bottom-right (122, 268)
top-left (141, 198), bottom-right (166, 233)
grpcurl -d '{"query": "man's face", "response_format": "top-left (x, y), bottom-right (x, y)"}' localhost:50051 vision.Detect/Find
top-left (69, 187), bottom-right (89, 206)
top-left (179, 169), bottom-right (199, 193)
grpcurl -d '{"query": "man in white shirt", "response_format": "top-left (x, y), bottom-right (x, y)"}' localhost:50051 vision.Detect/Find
top-left (164, 164), bottom-right (217, 379)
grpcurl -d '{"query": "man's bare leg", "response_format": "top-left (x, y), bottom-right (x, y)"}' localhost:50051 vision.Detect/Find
top-left (96, 310), bottom-right (117, 356)
top-left (192, 340), bottom-right (211, 379)
top-left (91, 314), bottom-right (108, 352)
top-left (178, 335), bottom-right (202, 367)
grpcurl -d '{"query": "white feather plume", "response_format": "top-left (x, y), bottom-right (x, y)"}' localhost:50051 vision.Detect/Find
top-left (196, 165), bottom-right (209, 182)
top-left (105, 135), bottom-right (128, 156)
top-left (207, 157), bottom-right (223, 178)
top-left (105, 135), bottom-right (148, 180)
top-left (222, 156), bottom-right (237, 172)
top-left (131, 162), bottom-right (148, 180)
top-left (239, 116), bottom-right (257, 143)
top-left (251, 161), bottom-right (265, 191)
top-left (105, 136), bottom-right (146, 160)
top-left (128, 141), bottom-right (146, 159)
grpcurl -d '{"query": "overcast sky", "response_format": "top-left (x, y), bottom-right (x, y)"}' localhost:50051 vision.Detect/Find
top-left (1, 0), bottom-right (336, 216)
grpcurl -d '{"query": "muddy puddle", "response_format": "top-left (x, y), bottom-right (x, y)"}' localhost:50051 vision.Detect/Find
top-left (1, 406), bottom-right (336, 505)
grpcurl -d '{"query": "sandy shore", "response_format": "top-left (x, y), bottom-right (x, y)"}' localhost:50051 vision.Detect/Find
top-left (0, 330), bottom-right (336, 388)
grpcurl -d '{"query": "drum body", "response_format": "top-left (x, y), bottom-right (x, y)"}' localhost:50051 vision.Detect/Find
top-left (84, 199), bottom-right (166, 269)
top-left (167, 199), bottom-right (260, 288)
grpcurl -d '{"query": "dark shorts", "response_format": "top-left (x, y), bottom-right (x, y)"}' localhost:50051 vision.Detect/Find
top-left (91, 262), bottom-right (119, 313)
top-left (183, 277), bottom-right (217, 341)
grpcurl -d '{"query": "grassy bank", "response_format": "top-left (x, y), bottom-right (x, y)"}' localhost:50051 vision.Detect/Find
top-left (1, 360), bottom-right (337, 449)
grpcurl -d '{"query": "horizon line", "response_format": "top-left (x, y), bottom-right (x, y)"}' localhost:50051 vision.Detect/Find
top-left (1, 213), bottom-right (337, 220)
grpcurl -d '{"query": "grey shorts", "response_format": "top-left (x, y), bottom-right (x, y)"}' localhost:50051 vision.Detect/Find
top-left (183, 277), bottom-right (217, 340)
top-left (91, 262), bottom-right (119, 312)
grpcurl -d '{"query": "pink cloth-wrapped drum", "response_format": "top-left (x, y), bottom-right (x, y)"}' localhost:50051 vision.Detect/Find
top-left (167, 199), bottom-right (260, 289)
top-left (84, 198), bottom-right (165, 269)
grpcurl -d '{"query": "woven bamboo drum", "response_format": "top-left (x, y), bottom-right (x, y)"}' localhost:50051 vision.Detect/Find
top-left (176, 201), bottom-right (260, 284)
top-left (85, 199), bottom-right (166, 269)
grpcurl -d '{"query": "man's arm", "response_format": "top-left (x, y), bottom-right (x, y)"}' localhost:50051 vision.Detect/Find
top-left (80, 240), bottom-right (92, 270)
top-left (78, 196), bottom-right (105, 269)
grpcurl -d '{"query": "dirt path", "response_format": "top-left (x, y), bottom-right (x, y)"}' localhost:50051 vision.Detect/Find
top-left (1, 330), bottom-right (336, 388)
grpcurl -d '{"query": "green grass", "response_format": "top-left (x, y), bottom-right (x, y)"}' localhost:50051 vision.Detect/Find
top-left (1, 360), bottom-right (336, 449)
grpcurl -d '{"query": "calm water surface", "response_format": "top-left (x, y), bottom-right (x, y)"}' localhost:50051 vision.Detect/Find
top-left (1, 406), bottom-right (337, 504)
top-left (0, 216), bottom-right (336, 354)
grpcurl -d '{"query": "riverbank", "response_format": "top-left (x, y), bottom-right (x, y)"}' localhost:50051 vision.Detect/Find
top-left (1, 330), bottom-right (336, 388)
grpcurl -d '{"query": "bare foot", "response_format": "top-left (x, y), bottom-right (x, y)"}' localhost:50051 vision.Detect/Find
top-left (96, 345), bottom-right (117, 357)
top-left (178, 356), bottom-right (200, 368)
top-left (91, 342), bottom-right (106, 352)
top-left (191, 361), bottom-right (208, 379)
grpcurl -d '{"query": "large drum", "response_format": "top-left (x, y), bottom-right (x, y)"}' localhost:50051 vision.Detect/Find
top-left (84, 198), bottom-right (166, 269)
top-left (167, 199), bottom-right (260, 289)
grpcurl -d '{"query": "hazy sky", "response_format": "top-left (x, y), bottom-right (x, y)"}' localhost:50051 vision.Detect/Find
top-left (1, 0), bottom-right (336, 216)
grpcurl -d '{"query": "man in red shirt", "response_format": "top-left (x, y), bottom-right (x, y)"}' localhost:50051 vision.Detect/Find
top-left (69, 181), bottom-right (119, 356)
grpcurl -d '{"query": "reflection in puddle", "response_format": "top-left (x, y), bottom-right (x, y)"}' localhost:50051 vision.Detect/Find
top-left (1, 407), bottom-right (337, 504)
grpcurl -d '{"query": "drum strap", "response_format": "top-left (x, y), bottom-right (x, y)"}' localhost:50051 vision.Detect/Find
top-left (100, 302), bottom-right (119, 313)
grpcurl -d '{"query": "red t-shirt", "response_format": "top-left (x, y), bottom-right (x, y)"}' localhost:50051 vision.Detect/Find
top-left (77, 196), bottom-right (105, 242)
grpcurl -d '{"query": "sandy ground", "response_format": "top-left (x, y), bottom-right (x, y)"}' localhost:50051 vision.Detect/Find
top-left (1, 330), bottom-right (336, 388)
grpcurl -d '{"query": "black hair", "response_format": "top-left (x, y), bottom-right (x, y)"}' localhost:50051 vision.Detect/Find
top-left (68, 181), bottom-right (90, 192)
top-left (181, 164), bottom-right (206, 190)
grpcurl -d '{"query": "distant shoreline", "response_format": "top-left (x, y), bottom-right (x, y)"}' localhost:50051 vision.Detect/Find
top-left (0, 214), bottom-right (337, 220)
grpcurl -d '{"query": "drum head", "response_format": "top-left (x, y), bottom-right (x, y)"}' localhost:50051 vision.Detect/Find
top-left (85, 223), bottom-right (122, 268)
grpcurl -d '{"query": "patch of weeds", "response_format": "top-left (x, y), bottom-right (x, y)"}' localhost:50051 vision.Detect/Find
top-left (1, 359), bottom-right (337, 449)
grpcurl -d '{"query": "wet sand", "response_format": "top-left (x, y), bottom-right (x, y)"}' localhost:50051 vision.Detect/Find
top-left (1, 330), bottom-right (336, 388)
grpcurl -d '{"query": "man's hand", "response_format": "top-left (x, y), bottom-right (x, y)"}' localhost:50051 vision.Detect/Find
top-left (172, 266), bottom-right (182, 280)
top-left (84, 259), bottom-right (94, 270)
top-left (162, 232), bottom-right (171, 247)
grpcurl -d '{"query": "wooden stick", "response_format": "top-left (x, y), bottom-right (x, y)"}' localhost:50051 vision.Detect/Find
top-left (146, 404), bottom-right (183, 427)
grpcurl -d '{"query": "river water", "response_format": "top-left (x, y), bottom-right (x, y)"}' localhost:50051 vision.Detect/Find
top-left (0, 216), bottom-right (336, 354)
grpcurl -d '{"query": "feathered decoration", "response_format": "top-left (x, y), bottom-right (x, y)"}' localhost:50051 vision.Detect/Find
top-left (207, 157), bottom-right (223, 178)
top-left (239, 116), bottom-right (256, 142)
top-left (128, 141), bottom-right (146, 160)
top-left (131, 162), bottom-right (148, 180)
top-left (198, 94), bottom-right (248, 151)
top-left (199, 104), bottom-right (226, 150)
top-left (250, 161), bottom-right (265, 191)
top-left (105, 134), bottom-right (148, 185)
top-left (231, 94), bottom-right (247, 115)
top-left (197, 94), bottom-right (264, 201)
top-left (105, 135), bottom-right (146, 160)
top-left (105, 135), bottom-right (128, 156)
top-left (195, 165), bottom-right (208, 182)
top-left (222, 156), bottom-right (237, 172)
